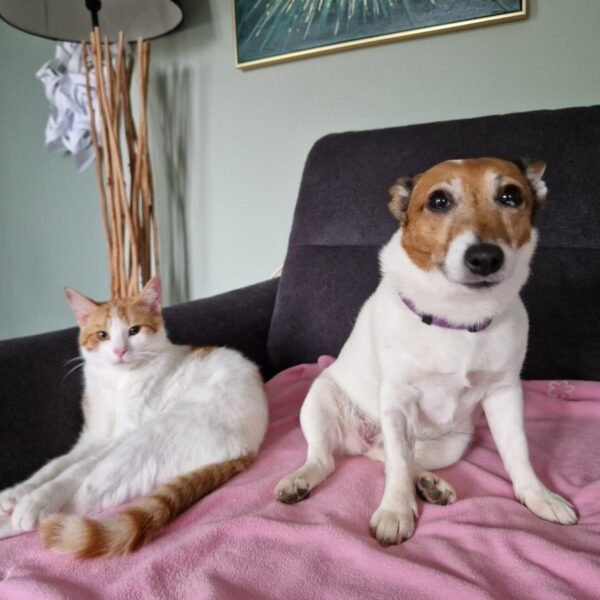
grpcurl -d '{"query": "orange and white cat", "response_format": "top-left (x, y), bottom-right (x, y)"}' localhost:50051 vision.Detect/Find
top-left (0, 278), bottom-right (268, 558)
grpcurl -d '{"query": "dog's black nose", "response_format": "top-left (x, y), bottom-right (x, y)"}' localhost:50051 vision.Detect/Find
top-left (464, 243), bottom-right (504, 276)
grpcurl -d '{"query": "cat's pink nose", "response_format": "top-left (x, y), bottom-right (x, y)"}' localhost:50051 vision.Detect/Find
top-left (114, 348), bottom-right (127, 360)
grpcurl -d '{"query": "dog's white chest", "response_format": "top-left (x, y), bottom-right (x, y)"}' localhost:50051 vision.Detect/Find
top-left (413, 370), bottom-right (491, 428)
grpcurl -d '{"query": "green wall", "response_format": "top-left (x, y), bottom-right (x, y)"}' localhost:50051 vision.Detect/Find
top-left (1, 0), bottom-right (600, 339)
top-left (0, 23), bottom-right (108, 339)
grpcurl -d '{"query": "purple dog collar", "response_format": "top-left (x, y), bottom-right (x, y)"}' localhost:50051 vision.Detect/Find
top-left (401, 297), bottom-right (493, 333)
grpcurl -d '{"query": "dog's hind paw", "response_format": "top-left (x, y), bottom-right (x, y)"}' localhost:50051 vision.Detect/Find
top-left (416, 472), bottom-right (457, 505)
top-left (274, 476), bottom-right (311, 504)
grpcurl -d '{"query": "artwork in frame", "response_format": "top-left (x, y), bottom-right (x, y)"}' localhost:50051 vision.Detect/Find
top-left (234, 0), bottom-right (527, 70)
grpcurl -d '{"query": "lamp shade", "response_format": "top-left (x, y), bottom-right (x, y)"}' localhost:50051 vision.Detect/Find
top-left (0, 0), bottom-right (182, 42)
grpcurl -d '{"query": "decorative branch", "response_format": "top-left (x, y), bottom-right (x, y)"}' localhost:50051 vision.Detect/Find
top-left (82, 28), bottom-right (159, 299)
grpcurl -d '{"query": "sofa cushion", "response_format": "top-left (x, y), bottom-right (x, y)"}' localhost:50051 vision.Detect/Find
top-left (267, 105), bottom-right (600, 380)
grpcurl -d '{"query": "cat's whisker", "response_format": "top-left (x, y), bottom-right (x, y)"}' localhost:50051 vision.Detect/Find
top-left (64, 356), bottom-right (84, 365)
top-left (132, 351), bottom-right (161, 359)
top-left (62, 362), bottom-right (85, 382)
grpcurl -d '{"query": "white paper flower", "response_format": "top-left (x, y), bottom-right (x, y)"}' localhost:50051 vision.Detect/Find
top-left (36, 42), bottom-right (103, 171)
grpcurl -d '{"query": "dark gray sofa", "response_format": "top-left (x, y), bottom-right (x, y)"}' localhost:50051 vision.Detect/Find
top-left (1, 104), bottom-right (599, 491)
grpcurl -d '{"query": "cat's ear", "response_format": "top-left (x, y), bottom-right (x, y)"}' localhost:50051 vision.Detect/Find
top-left (137, 277), bottom-right (162, 314)
top-left (65, 288), bottom-right (98, 328)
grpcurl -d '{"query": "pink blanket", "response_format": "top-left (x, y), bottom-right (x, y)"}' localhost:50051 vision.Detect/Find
top-left (1, 357), bottom-right (599, 599)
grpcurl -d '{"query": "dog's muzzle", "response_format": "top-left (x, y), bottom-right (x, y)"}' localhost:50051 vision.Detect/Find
top-left (464, 243), bottom-right (504, 277)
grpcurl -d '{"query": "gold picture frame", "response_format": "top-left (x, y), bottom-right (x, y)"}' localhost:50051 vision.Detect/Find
top-left (234, 0), bottom-right (528, 71)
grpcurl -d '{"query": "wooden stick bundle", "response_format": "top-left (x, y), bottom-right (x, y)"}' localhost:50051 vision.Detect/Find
top-left (82, 28), bottom-right (159, 299)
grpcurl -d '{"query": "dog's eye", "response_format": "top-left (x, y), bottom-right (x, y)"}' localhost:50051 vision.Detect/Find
top-left (426, 191), bottom-right (453, 212)
top-left (128, 325), bottom-right (141, 337)
top-left (96, 331), bottom-right (109, 340)
top-left (497, 185), bottom-right (523, 208)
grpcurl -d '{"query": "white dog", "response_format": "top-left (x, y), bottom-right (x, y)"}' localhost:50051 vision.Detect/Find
top-left (275, 157), bottom-right (577, 546)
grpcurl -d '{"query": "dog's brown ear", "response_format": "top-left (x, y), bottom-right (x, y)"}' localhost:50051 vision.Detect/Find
top-left (513, 159), bottom-right (547, 216)
top-left (388, 176), bottom-right (415, 226)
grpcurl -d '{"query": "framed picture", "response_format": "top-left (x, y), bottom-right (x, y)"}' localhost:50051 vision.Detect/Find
top-left (234, 0), bottom-right (527, 70)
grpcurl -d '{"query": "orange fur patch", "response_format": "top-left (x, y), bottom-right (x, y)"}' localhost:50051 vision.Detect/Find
top-left (122, 508), bottom-right (157, 552)
top-left (192, 346), bottom-right (216, 358)
top-left (398, 158), bottom-right (536, 271)
top-left (79, 296), bottom-right (163, 350)
top-left (77, 519), bottom-right (109, 559)
top-left (40, 515), bottom-right (109, 559)
top-left (39, 515), bottom-right (63, 549)
top-left (40, 455), bottom-right (255, 559)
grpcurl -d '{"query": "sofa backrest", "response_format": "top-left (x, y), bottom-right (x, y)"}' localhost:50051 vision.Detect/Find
top-left (267, 105), bottom-right (600, 380)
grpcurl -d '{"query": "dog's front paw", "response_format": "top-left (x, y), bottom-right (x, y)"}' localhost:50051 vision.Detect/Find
top-left (274, 475), bottom-right (311, 504)
top-left (370, 503), bottom-right (417, 546)
top-left (519, 487), bottom-right (578, 525)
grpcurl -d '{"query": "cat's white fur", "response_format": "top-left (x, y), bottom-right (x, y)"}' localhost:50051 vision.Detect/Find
top-left (0, 279), bottom-right (268, 546)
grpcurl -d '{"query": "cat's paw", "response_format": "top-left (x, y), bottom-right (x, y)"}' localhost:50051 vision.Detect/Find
top-left (11, 491), bottom-right (65, 532)
top-left (370, 501), bottom-right (418, 546)
top-left (0, 514), bottom-right (18, 539)
top-left (518, 486), bottom-right (578, 525)
top-left (0, 485), bottom-right (31, 515)
top-left (274, 475), bottom-right (311, 504)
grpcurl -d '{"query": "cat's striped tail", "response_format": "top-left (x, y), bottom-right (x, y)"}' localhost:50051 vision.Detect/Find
top-left (39, 454), bottom-right (254, 559)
